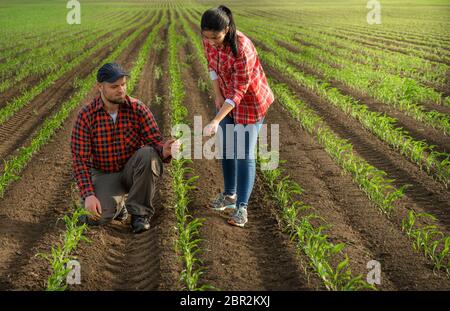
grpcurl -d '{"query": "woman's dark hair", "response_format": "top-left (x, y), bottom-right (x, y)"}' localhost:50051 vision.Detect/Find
top-left (201, 5), bottom-right (238, 57)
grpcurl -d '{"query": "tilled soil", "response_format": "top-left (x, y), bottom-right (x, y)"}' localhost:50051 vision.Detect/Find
top-left (0, 11), bottom-right (449, 291)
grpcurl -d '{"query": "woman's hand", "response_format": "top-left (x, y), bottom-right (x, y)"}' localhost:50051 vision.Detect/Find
top-left (204, 119), bottom-right (220, 136)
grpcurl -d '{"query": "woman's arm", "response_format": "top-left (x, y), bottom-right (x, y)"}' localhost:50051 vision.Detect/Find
top-left (204, 102), bottom-right (234, 136)
top-left (212, 78), bottom-right (224, 103)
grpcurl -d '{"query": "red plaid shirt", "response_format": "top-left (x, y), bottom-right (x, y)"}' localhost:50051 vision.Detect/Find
top-left (71, 95), bottom-right (168, 199)
top-left (203, 30), bottom-right (274, 124)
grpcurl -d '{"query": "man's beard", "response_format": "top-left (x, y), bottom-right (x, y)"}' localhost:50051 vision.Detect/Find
top-left (106, 95), bottom-right (125, 105)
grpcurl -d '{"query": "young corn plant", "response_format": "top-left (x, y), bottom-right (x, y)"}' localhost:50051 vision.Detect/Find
top-left (128, 11), bottom-right (167, 94)
top-left (239, 18), bottom-right (450, 127)
top-left (272, 82), bottom-right (407, 216)
top-left (197, 77), bottom-right (209, 93)
top-left (259, 154), bottom-right (374, 291)
top-left (168, 11), bottom-right (212, 291)
top-left (37, 203), bottom-right (91, 291)
top-left (154, 66), bottom-right (163, 80)
top-left (270, 80), bottom-right (449, 279)
top-left (401, 210), bottom-right (450, 278)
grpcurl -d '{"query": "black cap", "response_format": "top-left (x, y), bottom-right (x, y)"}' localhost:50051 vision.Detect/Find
top-left (97, 63), bottom-right (129, 83)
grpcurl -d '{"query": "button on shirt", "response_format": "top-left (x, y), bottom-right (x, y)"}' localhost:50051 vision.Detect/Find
top-left (71, 95), bottom-right (169, 199)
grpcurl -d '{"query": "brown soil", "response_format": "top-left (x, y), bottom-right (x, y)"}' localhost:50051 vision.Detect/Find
top-left (0, 10), bottom-right (449, 292)
top-left (176, 25), bottom-right (322, 290)
top-left (185, 17), bottom-right (450, 290)
top-left (262, 60), bottom-right (450, 228)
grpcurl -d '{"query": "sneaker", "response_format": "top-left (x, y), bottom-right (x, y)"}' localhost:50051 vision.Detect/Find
top-left (227, 204), bottom-right (248, 227)
top-left (209, 193), bottom-right (237, 211)
top-left (114, 205), bottom-right (128, 222)
top-left (130, 214), bottom-right (150, 234)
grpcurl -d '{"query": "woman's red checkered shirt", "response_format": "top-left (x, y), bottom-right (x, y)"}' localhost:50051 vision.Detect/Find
top-left (71, 95), bottom-right (168, 199)
top-left (202, 30), bottom-right (274, 124)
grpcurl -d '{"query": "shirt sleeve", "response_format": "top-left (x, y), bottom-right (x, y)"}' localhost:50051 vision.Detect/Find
top-left (139, 104), bottom-right (171, 163)
top-left (224, 98), bottom-right (236, 108)
top-left (226, 42), bottom-right (257, 106)
top-left (71, 110), bottom-right (95, 200)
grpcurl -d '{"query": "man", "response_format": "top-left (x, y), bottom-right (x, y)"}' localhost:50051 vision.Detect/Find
top-left (71, 63), bottom-right (177, 234)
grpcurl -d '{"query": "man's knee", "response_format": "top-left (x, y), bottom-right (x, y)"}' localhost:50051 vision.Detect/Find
top-left (135, 146), bottom-right (163, 176)
top-left (136, 146), bottom-right (159, 160)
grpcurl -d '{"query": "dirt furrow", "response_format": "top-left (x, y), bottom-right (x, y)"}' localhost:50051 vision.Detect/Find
top-left (264, 99), bottom-right (450, 290)
top-left (268, 39), bottom-right (450, 154)
top-left (73, 16), bottom-right (181, 291)
top-left (178, 27), bottom-right (322, 290)
top-left (259, 53), bottom-right (450, 231)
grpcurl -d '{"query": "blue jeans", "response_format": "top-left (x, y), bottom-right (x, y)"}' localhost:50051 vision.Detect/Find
top-left (218, 115), bottom-right (264, 208)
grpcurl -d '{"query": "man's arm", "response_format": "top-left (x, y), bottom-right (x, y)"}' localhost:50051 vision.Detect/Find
top-left (71, 110), bottom-right (95, 199)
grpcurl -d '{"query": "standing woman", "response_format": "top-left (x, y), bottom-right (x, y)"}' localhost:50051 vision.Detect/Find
top-left (202, 5), bottom-right (274, 227)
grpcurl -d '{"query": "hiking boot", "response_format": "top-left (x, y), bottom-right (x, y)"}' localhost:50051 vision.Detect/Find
top-left (227, 204), bottom-right (248, 227)
top-left (130, 214), bottom-right (150, 234)
top-left (209, 193), bottom-right (236, 211)
top-left (114, 205), bottom-right (128, 222)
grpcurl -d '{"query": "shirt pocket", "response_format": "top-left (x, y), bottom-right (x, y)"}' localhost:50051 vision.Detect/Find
top-left (123, 123), bottom-right (140, 148)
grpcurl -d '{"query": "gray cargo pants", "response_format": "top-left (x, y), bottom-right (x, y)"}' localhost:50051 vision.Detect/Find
top-left (80, 146), bottom-right (163, 225)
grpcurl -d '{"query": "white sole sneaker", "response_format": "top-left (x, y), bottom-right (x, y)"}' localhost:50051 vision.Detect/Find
top-left (227, 218), bottom-right (247, 227)
top-left (210, 203), bottom-right (236, 211)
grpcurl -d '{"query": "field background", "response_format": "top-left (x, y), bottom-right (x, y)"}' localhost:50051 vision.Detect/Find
top-left (0, 0), bottom-right (449, 291)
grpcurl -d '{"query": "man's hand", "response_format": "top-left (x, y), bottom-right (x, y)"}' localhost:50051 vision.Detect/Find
top-left (85, 195), bottom-right (102, 220)
top-left (163, 138), bottom-right (181, 159)
top-left (204, 119), bottom-right (220, 136)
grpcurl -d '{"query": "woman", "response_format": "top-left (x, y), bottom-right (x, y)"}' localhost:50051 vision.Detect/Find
top-left (201, 5), bottom-right (274, 227)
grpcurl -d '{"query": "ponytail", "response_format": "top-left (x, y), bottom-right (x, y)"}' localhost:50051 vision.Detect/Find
top-left (218, 6), bottom-right (238, 57)
top-left (201, 5), bottom-right (239, 57)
